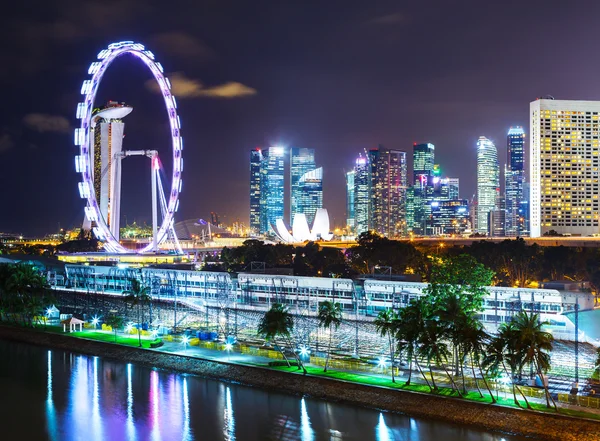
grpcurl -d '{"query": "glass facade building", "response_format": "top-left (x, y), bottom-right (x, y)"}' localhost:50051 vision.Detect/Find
top-left (346, 170), bottom-right (355, 231)
top-left (476, 136), bottom-right (499, 235)
top-left (430, 199), bottom-right (470, 235)
top-left (354, 155), bottom-right (370, 235)
top-left (369, 146), bottom-right (407, 237)
top-left (249, 148), bottom-right (263, 234)
top-left (290, 147), bottom-right (322, 225)
top-left (505, 127), bottom-right (526, 237)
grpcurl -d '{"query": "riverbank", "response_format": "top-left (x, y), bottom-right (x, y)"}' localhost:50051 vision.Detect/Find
top-left (1, 325), bottom-right (599, 441)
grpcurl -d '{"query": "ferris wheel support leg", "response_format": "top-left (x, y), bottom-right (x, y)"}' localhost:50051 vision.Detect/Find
top-left (151, 159), bottom-right (158, 253)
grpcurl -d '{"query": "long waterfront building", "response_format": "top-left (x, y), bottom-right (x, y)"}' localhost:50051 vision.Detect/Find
top-left (59, 264), bottom-right (593, 343)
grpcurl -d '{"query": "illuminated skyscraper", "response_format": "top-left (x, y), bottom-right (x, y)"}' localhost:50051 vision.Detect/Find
top-left (530, 99), bottom-right (600, 237)
top-left (505, 127), bottom-right (526, 237)
top-left (260, 147), bottom-right (285, 235)
top-left (413, 143), bottom-right (435, 185)
top-left (476, 136), bottom-right (499, 235)
top-left (411, 143), bottom-right (435, 235)
top-left (369, 146), bottom-right (407, 237)
top-left (290, 147), bottom-right (322, 225)
top-left (354, 155), bottom-right (370, 235)
top-left (346, 170), bottom-right (355, 231)
top-left (249, 148), bottom-right (263, 234)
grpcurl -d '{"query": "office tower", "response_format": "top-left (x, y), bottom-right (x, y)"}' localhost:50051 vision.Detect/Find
top-left (295, 167), bottom-right (323, 226)
top-left (476, 136), bottom-right (499, 235)
top-left (488, 208), bottom-right (506, 237)
top-left (520, 182), bottom-right (530, 235)
top-left (90, 100), bottom-right (133, 240)
top-left (530, 98), bottom-right (600, 237)
top-left (505, 127), bottom-right (526, 237)
top-left (249, 148), bottom-right (263, 234)
top-left (405, 186), bottom-right (415, 233)
top-left (430, 199), bottom-right (470, 235)
top-left (448, 178), bottom-right (460, 200)
top-left (250, 146), bottom-right (285, 235)
top-left (412, 143), bottom-right (435, 235)
top-left (346, 170), bottom-right (355, 231)
top-left (354, 155), bottom-right (370, 235)
top-left (369, 145), bottom-right (408, 237)
top-left (290, 147), bottom-right (322, 225)
top-left (413, 143), bottom-right (435, 185)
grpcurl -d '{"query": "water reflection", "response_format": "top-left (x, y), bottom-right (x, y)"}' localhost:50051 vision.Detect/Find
top-left (224, 386), bottom-right (236, 441)
top-left (376, 413), bottom-right (392, 441)
top-left (1, 341), bottom-right (528, 441)
top-left (127, 363), bottom-right (136, 441)
top-left (182, 377), bottom-right (191, 441)
top-left (46, 350), bottom-right (58, 441)
top-left (150, 370), bottom-right (160, 441)
top-left (300, 398), bottom-right (314, 441)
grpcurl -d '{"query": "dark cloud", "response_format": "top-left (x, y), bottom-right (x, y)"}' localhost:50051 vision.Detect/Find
top-left (151, 32), bottom-right (214, 60)
top-left (145, 72), bottom-right (257, 99)
top-left (367, 12), bottom-right (407, 25)
top-left (23, 113), bottom-right (71, 133)
top-left (0, 133), bottom-right (14, 154)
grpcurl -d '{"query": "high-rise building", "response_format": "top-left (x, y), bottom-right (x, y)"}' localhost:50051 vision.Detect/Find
top-left (430, 199), bottom-right (470, 235)
top-left (448, 178), bottom-right (460, 200)
top-left (249, 148), bottom-right (263, 235)
top-left (90, 101), bottom-right (133, 240)
top-left (369, 145), bottom-right (407, 237)
top-left (476, 136), bottom-right (499, 235)
top-left (262, 147), bottom-right (285, 234)
top-left (411, 143), bottom-right (435, 235)
top-left (290, 148), bottom-right (322, 225)
top-left (295, 167), bottom-right (323, 226)
top-left (354, 155), bottom-right (370, 235)
top-left (346, 170), bottom-right (355, 231)
top-left (530, 98), bottom-right (600, 237)
top-left (413, 143), bottom-right (435, 185)
top-left (505, 127), bottom-right (526, 237)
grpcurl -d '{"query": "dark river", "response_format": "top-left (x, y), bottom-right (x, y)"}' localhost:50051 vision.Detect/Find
top-left (0, 340), bottom-right (527, 441)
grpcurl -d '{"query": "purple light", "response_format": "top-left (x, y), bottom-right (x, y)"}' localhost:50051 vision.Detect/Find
top-left (75, 41), bottom-right (182, 254)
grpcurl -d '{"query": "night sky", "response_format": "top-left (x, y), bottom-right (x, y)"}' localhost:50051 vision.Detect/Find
top-left (2, 1), bottom-right (599, 236)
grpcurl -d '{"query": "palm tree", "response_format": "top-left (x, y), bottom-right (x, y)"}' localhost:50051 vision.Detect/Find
top-left (318, 301), bottom-right (343, 372)
top-left (396, 298), bottom-right (429, 388)
top-left (374, 309), bottom-right (399, 383)
top-left (104, 315), bottom-right (124, 343)
top-left (6, 264), bottom-right (49, 326)
top-left (461, 319), bottom-right (496, 402)
top-left (483, 322), bottom-right (531, 408)
top-left (418, 318), bottom-right (463, 396)
top-left (257, 303), bottom-right (307, 374)
top-left (512, 311), bottom-right (557, 410)
top-left (122, 278), bottom-right (152, 347)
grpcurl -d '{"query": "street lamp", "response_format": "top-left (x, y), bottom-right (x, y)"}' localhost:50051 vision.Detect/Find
top-left (299, 345), bottom-right (310, 359)
top-left (182, 336), bottom-right (190, 353)
top-left (378, 357), bottom-right (387, 369)
top-left (91, 315), bottom-right (100, 330)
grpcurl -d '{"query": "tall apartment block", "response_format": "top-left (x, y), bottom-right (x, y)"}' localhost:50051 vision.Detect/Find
top-left (530, 98), bottom-right (600, 237)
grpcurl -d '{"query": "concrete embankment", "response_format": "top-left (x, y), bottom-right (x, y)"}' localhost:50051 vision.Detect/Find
top-left (1, 325), bottom-right (599, 441)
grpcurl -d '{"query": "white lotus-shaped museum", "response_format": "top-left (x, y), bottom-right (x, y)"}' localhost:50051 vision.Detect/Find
top-left (274, 208), bottom-right (334, 243)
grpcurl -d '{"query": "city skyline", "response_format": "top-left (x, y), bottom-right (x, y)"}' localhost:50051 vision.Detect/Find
top-left (4, 2), bottom-right (600, 235)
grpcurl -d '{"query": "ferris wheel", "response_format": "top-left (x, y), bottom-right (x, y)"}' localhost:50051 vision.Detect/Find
top-left (74, 41), bottom-right (183, 254)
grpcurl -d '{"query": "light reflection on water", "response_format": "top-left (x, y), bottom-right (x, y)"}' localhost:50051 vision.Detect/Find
top-left (0, 341), bottom-right (528, 441)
